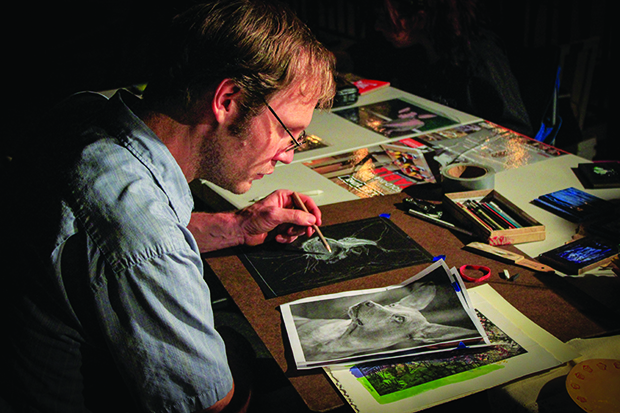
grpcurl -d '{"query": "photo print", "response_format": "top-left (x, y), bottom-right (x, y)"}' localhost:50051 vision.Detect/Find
top-left (281, 260), bottom-right (488, 369)
top-left (334, 99), bottom-right (458, 139)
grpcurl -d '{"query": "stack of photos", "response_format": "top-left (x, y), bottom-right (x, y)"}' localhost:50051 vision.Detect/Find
top-left (302, 141), bottom-right (437, 199)
top-left (532, 187), bottom-right (615, 222)
top-left (280, 260), bottom-right (490, 370)
top-left (538, 236), bottom-right (619, 275)
top-left (416, 121), bottom-right (565, 171)
top-left (333, 99), bottom-right (458, 139)
top-left (322, 283), bottom-right (576, 413)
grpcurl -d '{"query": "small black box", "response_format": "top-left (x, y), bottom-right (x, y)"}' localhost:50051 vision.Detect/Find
top-left (332, 74), bottom-right (359, 107)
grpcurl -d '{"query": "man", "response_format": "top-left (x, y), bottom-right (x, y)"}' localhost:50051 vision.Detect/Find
top-left (2, 1), bottom-right (335, 412)
top-left (340, 0), bottom-right (533, 136)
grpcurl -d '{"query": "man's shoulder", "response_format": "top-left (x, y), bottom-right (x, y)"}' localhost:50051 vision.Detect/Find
top-left (69, 146), bottom-right (191, 268)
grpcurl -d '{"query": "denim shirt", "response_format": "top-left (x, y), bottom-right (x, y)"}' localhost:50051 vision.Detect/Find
top-left (8, 91), bottom-right (232, 413)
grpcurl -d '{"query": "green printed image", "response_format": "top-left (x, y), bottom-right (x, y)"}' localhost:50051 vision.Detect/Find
top-left (351, 311), bottom-right (526, 403)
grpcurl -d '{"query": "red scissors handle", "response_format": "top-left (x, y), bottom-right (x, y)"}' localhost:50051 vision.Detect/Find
top-left (459, 264), bottom-right (491, 283)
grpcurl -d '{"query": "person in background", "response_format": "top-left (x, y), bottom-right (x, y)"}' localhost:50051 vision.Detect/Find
top-left (340, 0), bottom-right (533, 136)
top-left (1, 1), bottom-right (335, 412)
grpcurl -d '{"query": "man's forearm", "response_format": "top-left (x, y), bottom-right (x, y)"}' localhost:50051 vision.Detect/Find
top-left (188, 190), bottom-right (320, 253)
top-left (188, 211), bottom-right (245, 253)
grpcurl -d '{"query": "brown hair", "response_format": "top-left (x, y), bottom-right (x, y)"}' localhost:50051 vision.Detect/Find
top-left (143, 0), bottom-right (335, 116)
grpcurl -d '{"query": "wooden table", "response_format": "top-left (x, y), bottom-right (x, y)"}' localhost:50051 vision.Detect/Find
top-left (204, 192), bottom-right (618, 412)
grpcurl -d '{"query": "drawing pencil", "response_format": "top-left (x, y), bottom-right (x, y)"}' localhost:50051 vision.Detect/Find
top-left (292, 192), bottom-right (332, 253)
top-left (487, 201), bottom-right (523, 228)
top-left (475, 201), bottom-right (507, 230)
top-left (251, 189), bottom-right (323, 203)
top-left (477, 201), bottom-right (516, 229)
top-left (300, 190), bottom-right (324, 197)
top-left (464, 200), bottom-right (503, 230)
top-left (407, 209), bottom-right (475, 237)
top-left (456, 202), bottom-right (495, 232)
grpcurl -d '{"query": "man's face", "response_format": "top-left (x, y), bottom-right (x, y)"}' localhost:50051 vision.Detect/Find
top-left (197, 88), bottom-right (317, 194)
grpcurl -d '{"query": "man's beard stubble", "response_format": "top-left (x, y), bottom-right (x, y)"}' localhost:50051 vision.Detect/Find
top-left (193, 111), bottom-right (253, 194)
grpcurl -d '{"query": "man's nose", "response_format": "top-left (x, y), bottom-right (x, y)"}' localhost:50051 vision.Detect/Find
top-left (274, 149), bottom-right (295, 164)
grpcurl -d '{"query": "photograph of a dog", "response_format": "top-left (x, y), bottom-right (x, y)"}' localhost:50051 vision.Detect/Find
top-left (282, 261), bottom-right (484, 366)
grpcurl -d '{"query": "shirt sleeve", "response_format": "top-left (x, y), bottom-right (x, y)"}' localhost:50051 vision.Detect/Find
top-left (63, 103), bottom-right (233, 413)
top-left (90, 234), bottom-right (233, 413)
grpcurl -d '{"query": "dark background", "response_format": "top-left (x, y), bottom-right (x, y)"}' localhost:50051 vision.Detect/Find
top-left (4, 0), bottom-right (612, 162)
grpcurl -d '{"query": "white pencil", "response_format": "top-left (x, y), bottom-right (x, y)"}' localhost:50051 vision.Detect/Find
top-left (407, 209), bottom-right (475, 237)
top-left (251, 189), bottom-right (323, 203)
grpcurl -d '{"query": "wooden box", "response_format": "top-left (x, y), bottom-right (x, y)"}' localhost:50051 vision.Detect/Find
top-left (443, 189), bottom-right (545, 245)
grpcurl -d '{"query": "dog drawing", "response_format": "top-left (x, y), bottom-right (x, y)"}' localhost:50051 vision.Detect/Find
top-left (294, 283), bottom-right (476, 362)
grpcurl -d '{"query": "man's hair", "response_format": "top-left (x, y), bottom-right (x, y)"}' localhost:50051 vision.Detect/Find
top-left (143, 0), bottom-right (336, 117)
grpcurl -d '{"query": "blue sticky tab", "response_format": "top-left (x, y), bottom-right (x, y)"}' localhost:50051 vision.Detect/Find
top-left (451, 281), bottom-right (461, 292)
top-left (350, 367), bottom-right (364, 378)
top-left (432, 255), bottom-right (446, 262)
top-left (379, 213), bottom-right (391, 219)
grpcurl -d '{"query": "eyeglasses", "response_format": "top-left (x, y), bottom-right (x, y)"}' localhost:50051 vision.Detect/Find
top-left (264, 101), bottom-right (308, 152)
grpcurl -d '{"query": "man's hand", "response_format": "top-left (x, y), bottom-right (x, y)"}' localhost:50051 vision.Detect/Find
top-left (188, 190), bottom-right (322, 253)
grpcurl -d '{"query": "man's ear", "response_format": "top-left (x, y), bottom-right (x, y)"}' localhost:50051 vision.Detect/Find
top-left (212, 78), bottom-right (242, 124)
